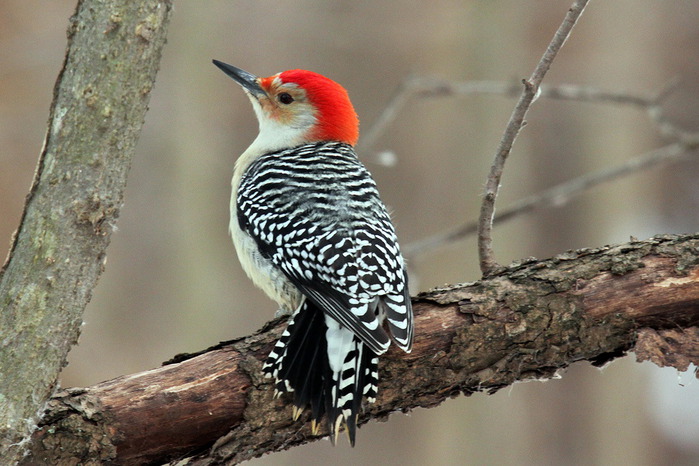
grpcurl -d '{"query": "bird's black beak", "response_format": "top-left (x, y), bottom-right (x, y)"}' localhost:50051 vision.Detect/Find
top-left (212, 60), bottom-right (265, 97)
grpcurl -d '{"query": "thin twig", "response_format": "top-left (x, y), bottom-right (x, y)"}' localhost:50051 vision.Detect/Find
top-left (360, 78), bottom-right (655, 159)
top-left (646, 79), bottom-right (699, 146)
top-left (355, 15), bottom-right (692, 271)
top-left (397, 77), bottom-right (695, 257)
top-left (361, 75), bottom-right (691, 257)
top-left (403, 143), bottom-right (699, 258)
top-left (356, 77), bottom-right (416, 155)
top-left (478, 0), bottom-right (590, 275)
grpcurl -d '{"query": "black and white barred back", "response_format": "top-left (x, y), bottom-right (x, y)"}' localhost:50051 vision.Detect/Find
top-left (237, 141), bottom-right (413, 444)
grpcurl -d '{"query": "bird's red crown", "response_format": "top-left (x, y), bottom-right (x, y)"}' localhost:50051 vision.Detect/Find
top-left (262, 70), bottom-right (359, 146)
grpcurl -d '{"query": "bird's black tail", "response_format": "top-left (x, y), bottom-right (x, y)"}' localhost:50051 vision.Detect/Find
top-left (262, 300), bottom-right (378, 445)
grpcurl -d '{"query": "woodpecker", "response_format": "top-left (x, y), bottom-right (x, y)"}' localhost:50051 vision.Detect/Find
top-left (213, 60), bottom-right (413, 445)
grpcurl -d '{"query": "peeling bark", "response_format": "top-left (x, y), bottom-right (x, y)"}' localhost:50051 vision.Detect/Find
top-left (635, 327), bottom-right (699, 372)
top-left (22, 234), bottom-right (699, 465)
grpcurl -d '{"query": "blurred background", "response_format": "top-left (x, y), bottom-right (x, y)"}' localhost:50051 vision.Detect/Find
top-left (2, 1), bottom-right (699, 465)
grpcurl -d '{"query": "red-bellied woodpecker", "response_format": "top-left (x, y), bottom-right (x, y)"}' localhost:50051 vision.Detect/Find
top-left (213, 60), bottom-right (413, 445)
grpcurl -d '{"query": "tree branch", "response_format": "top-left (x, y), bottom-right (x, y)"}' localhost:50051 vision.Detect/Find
top-left (401, 76), bottom-right (698, 258)
top-left (22, 234), bottom-right (699, 465)
top-left (478, 0), bottom-right (590, 275)
top-left (360, 78), bottom-right (668, 159)
top-left (404, 143), bottom-right (699, 258)
top-left (360, 76), bottom-right (694, 258)
top-left (0, 0), bottom-right (172, 460)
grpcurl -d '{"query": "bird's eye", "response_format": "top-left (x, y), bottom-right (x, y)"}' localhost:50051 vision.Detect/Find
top-left (278, 92), bottom-right (294, 105)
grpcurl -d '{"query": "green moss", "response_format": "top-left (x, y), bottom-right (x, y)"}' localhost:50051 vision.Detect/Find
top-left (30, 215), bottom-right (59, 265)
top-left (11, 283), bottom-right (49, 335)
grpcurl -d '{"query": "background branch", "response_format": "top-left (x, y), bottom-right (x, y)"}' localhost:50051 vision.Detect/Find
top-left (360, 79), bottom-right (660, 157)
top-left (400, 76), bottom-right (698, 257)
top-left (404, 142), bottom-right (699, 258)
top-left (0, 0), bottom-right (172, 461)
top-left (359, 74), bottom-right (697, 261)
top-left (22, 234), bottom-right (699, 465)
top-left (478, 0), bottom-right (590, 275)
top-left (360, 78), bottom-right (677, 159)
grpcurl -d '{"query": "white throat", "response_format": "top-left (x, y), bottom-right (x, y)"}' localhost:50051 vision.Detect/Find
top-left (245, 96), bottom-right (316, 156)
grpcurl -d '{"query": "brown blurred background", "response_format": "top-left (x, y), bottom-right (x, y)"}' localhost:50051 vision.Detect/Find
top-left (2, 1), bottom-right (699, 465)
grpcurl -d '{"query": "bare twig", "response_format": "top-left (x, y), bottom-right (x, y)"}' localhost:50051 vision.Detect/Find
top-left (359, 78), bottom-right (657, 158)
top-left (403, 142), bottom-right (699, 258)
top-left (360, 74), bottom-right (694, 258)
top-left (356, 77), bottom-right (416, 155)
top-left (398, 77), bottom-right (697, 258)
top-left (647, 79), bottom-right (699, 146)
top-left (478, 0), bottom-right (590, 275)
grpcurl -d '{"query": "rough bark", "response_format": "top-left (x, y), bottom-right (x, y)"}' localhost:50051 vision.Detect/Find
top-left (0, 0), bottom-right (172, 461)
top-left (21, 233), bottom-right (699, 465)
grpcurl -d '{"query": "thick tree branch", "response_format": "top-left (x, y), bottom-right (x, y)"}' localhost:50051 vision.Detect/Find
top-left (478, 0), bottom-right (590, 275)
top-left (22, 233), bottom-right (699, 465)
top-left (0, 0), bottom-right (172, 460)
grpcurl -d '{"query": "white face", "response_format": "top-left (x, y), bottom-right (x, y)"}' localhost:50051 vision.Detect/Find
top-left (245, 76), bottom-right (318, 154)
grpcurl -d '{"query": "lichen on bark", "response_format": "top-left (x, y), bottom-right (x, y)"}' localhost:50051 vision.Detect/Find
top-left (0, 0), bottom-right (173, 461)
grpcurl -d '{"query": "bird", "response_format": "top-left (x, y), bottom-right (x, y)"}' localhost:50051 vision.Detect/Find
top-left (213, 59), bottom-right (413, 445)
